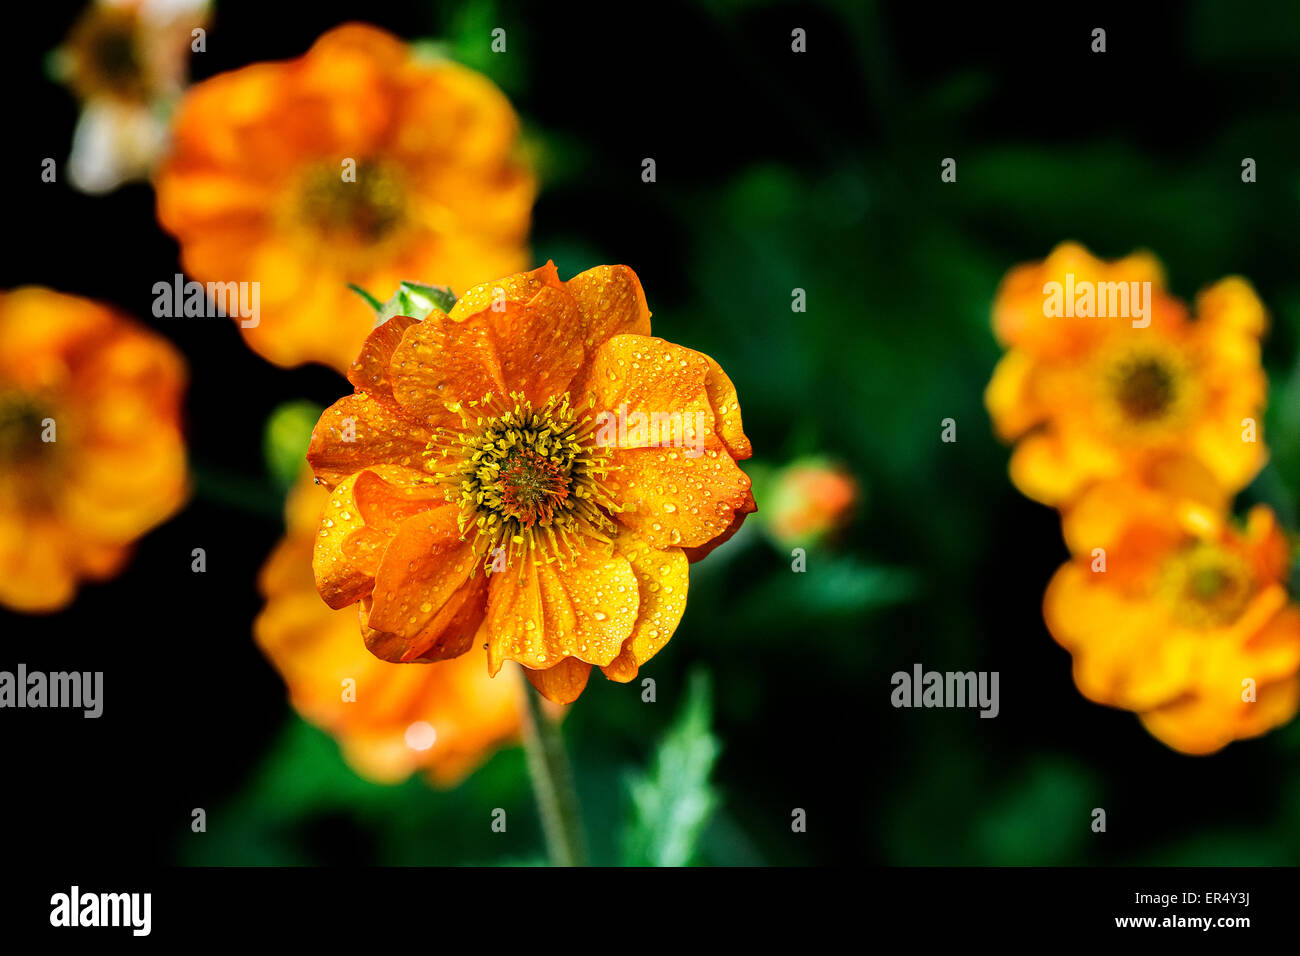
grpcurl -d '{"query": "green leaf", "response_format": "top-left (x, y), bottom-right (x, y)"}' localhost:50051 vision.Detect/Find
top-left (621, 670), bottom-right (721, 867)
top-left (346, 283), bottom-right (384, 312)
top-left (399, 281), bottom-right (459, 315)
top-left (373, 281), bottom-right (458, 326)
top-left (263, 399), bottom-right (324, 492)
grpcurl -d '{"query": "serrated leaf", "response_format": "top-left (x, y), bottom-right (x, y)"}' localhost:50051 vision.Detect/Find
top-left (621, 670), bottom-right (720, 867)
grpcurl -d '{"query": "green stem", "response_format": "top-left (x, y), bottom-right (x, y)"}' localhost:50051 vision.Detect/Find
top-left (518, 671), bottom-right (589, 866)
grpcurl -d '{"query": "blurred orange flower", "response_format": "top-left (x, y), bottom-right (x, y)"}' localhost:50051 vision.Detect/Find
top-left (306, 262), bottom-right (755, 704)
top-left (0, 288), bottom-right (188, 612)
top-left (256, 467), bottom-right (522, 785)
top-left (1044, 498), bottom-right (1300, 753)
top-left (52, 0), bottom-right (210, 194)
top-left (985, 242), bottom-right (1267, 509)
top-left (155, 23), bottom-right (534, 372)
top-left (764, 457), bottom-right (857, 546)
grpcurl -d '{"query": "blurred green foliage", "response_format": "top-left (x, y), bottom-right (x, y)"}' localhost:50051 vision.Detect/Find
top-left (622, 671), bottom-right (721, 867)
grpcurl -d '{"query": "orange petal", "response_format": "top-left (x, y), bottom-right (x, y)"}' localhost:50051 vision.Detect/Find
top-left (1234, 601), bottom-right (1300, 685)
top-left (486, 558), bottom-right (543, 676)
top-left (1244, 504), bottom-right (1290, 585)
top-left (578, 334), bottom-right (714, 450)
top-left (1042, 562), bottom-right (1191, 711)
top-left (311, 465), bottom-right (447, 610)
top-left (1196, 276), bottom-right (1268, 339)
top-left (538, 551), bottom-right (639, 666)
top-left (362, 572), bottom-right (488, 664)
top-left (984, 350), bottom-right (1043, 442)
top-left (313, 472), bottom-right (381, 609)
top-left (391, 291), bottom-right (586, 419)
top-left (490, 286), bottom-right (585, 403)
top-left (681, 488), bottom-right (756, 562)
top-left (1139, 676), bottom-right (1299, 755)
top-left (353, 466), bottom-right (446, 532)
top-left (307, 392), bottom-right (432, 489)
top-left (348, 315), bottom-right (421, 401)
top-left (1188, 405), bottom-right (1267, 500)
top-left (0, 512), bottom-right (78, 613)
top-left (602, 534), bottom-right (689, 682)
top-left (365, 507), bottom-right (482, 658)
top-left (448, 261), bottom-right (563, 320)
top-left (525, 657), bottom-right (593, 704)
top-left (564, 264), bottom-right (653, 356)
top-left (610, 446), bottom-right (753, 550)
top-left (701, 355), bottom-right (751, 460)
top-left (487, 547), bottom-right (639, 671)
top-left (1007, 430), bottom-right (1100, 509)
top-left (389, 309), bottom-right (504, 428)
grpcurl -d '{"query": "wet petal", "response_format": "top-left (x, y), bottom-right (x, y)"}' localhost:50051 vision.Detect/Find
top-left (353, 466), bottom-right (446, 532)
top-left (578, 334), bottom-right (714, 451)
top-left (307, 392), bottom-right (432, 489)
top-left (565, 264), bottom-right (652, 356)
top-left (609, 446), bottom-right (753, 550)
top-left (489, 286), bottom-right (585, 403)
top-left (702, 355), bottom-right (751, 460)
top-left (487, 547), bottom-right (638, 671)
top-left (347, 314), bottom-right (421, 400)
top-left (486, 559), bottom-right (543, 676)
top-left (363, 572), bottom-right (488, 664)
top-left (526, 657), bottom-right (592, 704)
top-left (602, 534), bottom-right (688, 682)
top-left (389, 309), bottom-right (504, 428)
top-left (365, 507), bottom-right (482, 658)
top-left (449, 261), bottom-right (562, 320)
top-left (313, 472), bottom-right (381, 610)
top-left (537, 551), bottom-right (639, 667)
top-left (681, 488), bottom-right (756, 562)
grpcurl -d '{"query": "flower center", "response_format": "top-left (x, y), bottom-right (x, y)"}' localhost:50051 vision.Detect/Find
top-left (1096, 342), bottom-right (1196, 438)
top-left (1160, 542), bottom-right (1254, 629)
top-left (1112, 354), bottom-right (1177, 422)
top-left (65, 8), bottom-right (148, 102)
top-left (297, 161), bottom-right (406, 243)
top-left (0, 392), bottom-right (53, 464)
top-left (425, 392), bottom-right (622, 576)
top-left (498, 446), bottom-right (569, 527)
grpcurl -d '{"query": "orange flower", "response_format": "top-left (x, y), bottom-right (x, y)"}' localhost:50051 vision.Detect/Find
top-left (155, 23), bottom-right (534, 372)
top-left (0, 288), bottom-right (188, 612)
top-left (1139, 674), bottom-right (1300, 757)
top-left (764, 457), bottom-right (858, 546)
top-left (985, 242), bottom-right (1267, 508)
top-left (1044, 496), bottom-right (1300, 753)
top-left (256, 467), bottom-right (522, 785)
top-left (52, 0), bottom-right (211, 193)
top-left (306, 262), bottom-right (755, 704)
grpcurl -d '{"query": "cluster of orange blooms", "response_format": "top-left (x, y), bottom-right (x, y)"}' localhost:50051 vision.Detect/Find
top-left (986, 242), bottom-right (1300, 754)
top-left (7, 18), bottom-right (755, 786)
top-left (5, 21), bottom-right (537, 784)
